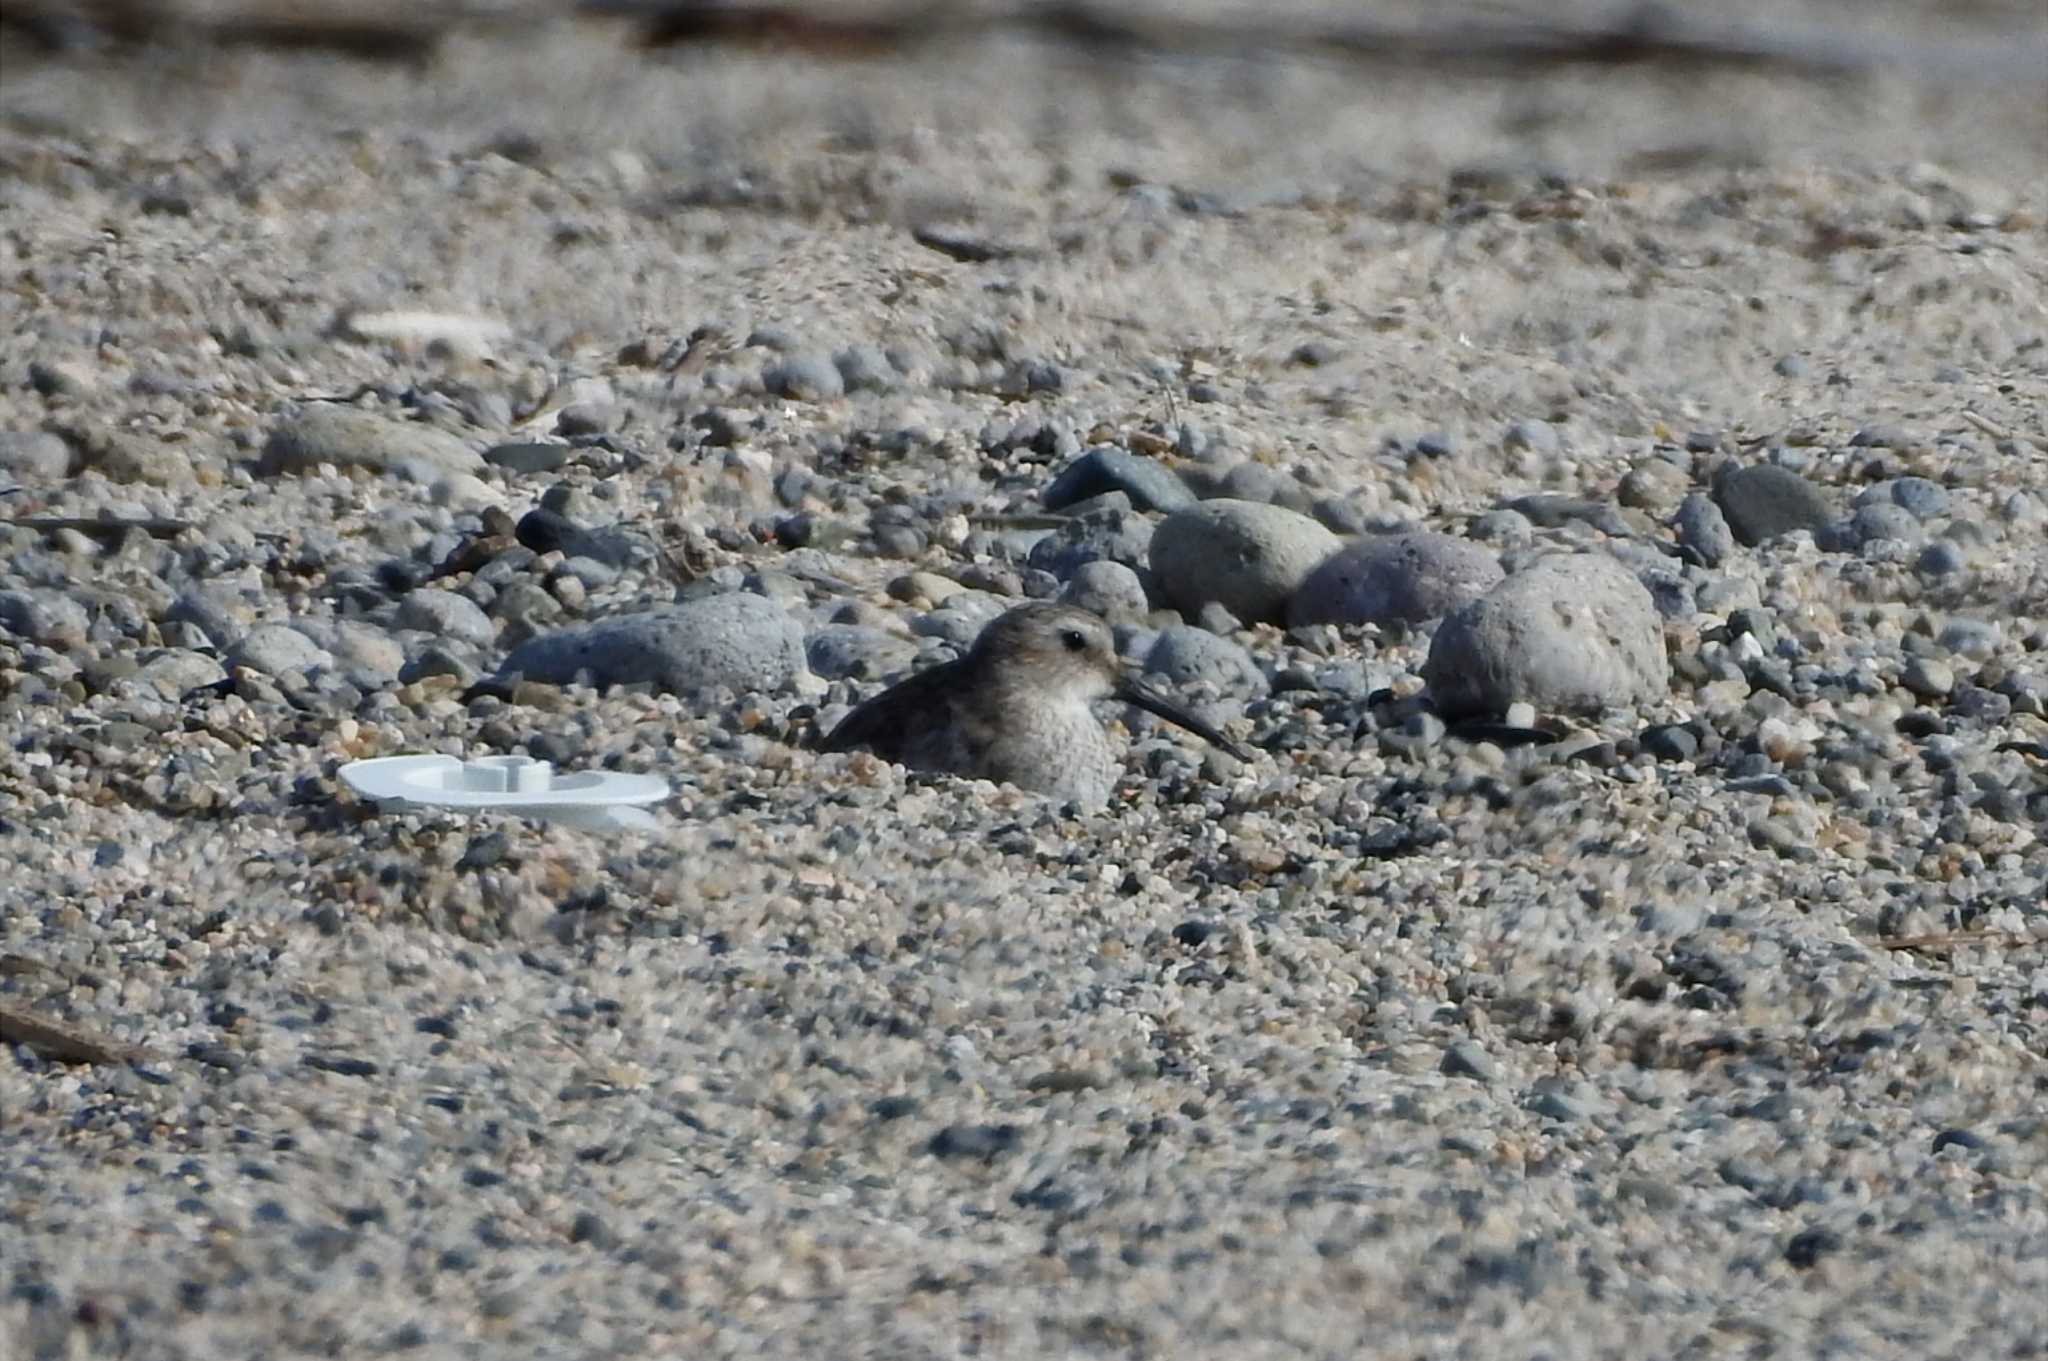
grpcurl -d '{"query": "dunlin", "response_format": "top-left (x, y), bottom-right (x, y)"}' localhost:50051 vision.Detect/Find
top-left (819, 602), bottom-right (1249, 807)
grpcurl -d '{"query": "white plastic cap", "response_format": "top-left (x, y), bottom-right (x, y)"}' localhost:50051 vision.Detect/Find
top-left (339, 755), bottom-right (668, 832)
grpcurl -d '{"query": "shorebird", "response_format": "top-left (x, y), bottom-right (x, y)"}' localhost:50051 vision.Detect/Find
top-left (818, 602), bottom-right (1250, 807)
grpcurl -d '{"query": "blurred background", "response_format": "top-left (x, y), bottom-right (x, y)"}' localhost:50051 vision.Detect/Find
top-left (0, 0), bottom-right (2042, 442)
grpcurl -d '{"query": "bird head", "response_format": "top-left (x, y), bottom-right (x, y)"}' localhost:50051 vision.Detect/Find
top-left (971, 604), bottom-right (1250, 759)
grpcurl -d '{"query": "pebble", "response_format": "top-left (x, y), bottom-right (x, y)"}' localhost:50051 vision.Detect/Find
top-left (0, 430), bottom-right (70, 482)
top-left (482, 442), bottom-right (573, 475)
top-left (1043, 447), bottom-right (1195, 513)
top-left (397, 589), bottom-right (498, 650)
top-left (1642, 723), bottom-right (1701, 762)
top-left (1149, 499), bottom-right (1340, 624)
top-left (1935, 618), bottom-right (2000, 660)
top-left (295, 618), bottom-right (406, 679)
top-left (1026, 507), bottom-right (1155, 580)
top-left (832, 345), bottom-right (899, 393)
top-left (1618, 457), bottom-right (1690, 515)
top-left (0, 589), bottom-right (89, 647)
top-left (1206, 461), bottom-right (1270, 504)
top-left (804, 624), bottom-right (918, 681)
top-left (227, 624), bottom-right (334, 678)
top-left (1286, 530), bottom-right (1504, 629)
top-left (1842, 501), bottom-right (1925, 549)
top-left (555, 401), bottom-right (614, 437)
top-left (1310, 495), bottom-right (1370, 534)
top-left (1857, 476), bottom-right (1949, 521)
top-left (1915, 540), bottom-right (1968, 578)
top-left (1711, 464), bottom-right (1834, 546)
top-left (1502, 420), bottom-right (1560, 456)
top-left (1058, 560), bottom-right (1151, 624)
top-left (1901, 657), bottom-right (1955, 699)
top-left (258, 406), bottom-right (482, 481)
top-left (1423, 553), bottom-right (1669, 717)
top-left (763, 353), bottom-right (846, 402)
top-left (496, 592), bottom-right (809, 695)
top-left (927, 1124), bottom-right (1022, 1160)
top-left (1441, 1040), bottom-right (1500, 1083)
top-left (27, 358), bottom-right (94, 398)
top-left (1849, 424), bottom-right (1911, 450)
top-left (1468, 508), bottom-right (1535, 546)
top-left (1142, 626), bottom-right (1266, 700)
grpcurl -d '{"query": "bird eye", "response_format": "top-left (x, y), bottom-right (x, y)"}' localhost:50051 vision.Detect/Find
top-left (1060, 629), bottom-right (1088, 652)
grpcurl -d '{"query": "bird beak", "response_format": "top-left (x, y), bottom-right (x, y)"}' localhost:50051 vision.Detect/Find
top-left (1114, 675), bottom-right (1252, 762)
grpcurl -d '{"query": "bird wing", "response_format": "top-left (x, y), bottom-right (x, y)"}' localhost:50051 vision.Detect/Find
top-left (817, 659), bottom-right (969, 762)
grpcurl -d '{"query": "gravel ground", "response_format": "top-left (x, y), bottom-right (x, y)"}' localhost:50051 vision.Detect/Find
top-left (2, 4), bottom-right (2045, 1358)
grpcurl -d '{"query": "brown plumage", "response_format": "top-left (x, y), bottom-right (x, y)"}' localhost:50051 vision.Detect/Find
top-left (819, 603), bottom-right (1248, 807)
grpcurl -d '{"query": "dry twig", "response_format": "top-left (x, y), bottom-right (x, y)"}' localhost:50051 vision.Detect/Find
top-left (0, 998), bottom-right (149, 1065)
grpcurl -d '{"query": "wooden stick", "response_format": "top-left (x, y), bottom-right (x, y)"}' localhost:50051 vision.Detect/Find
top-left (5, 516), bottom-right (194, 539)
top-left (0, 998), bottom-right (149, 1065)
top-left (1875, 932), bottom-right (2039, 952)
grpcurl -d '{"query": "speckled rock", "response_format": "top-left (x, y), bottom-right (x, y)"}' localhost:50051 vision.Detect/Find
top-left (0, 588), bottom-right (89, 646)
top-left (1150, 499), bottom-right (1340, 624)
top-left (805, 624), bottom-right (919, 681)
top-left (258, 406), bottom-right (481, 480)
top-left (1423, 553), bottom-right (1670, 716)
top-left (1857, 476), bottom-right (1950, 521)
top-left (497, 592), bottom-right (808, 695)
top-left (397, 589), bottom-right (497, 650)
top-left (228, 624), bottom-right (335, 677)
top-left (1711, 464), bottom-right (1834, 546)
top-left (1143, 625), bottom-right (1267, 700)
top-left (1027, 508), bottom-right (1155, 580)
top-left (1286, 531), bottom-right (1503, 629)
top-left (1674, 494), bottom-right (1734, 567)
top-left (0, 430), bottom-right (70, 483)
top-left (132, 646), bottom-right (228, 697)
top-left (293, 618), bottom-right (406, 680)
top-left (1059, 560), bottom-right (1151, 624)
top-left (1618, 457), bottom-right (1690, 515)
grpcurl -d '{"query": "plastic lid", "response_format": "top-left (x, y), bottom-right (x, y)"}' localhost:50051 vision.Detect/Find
top-left (339, 755), bottom-right (668, 832)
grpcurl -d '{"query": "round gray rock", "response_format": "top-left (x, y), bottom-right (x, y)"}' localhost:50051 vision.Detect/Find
top-left (1846, 502), bottom-right (1925, 549)
top-left (1027, 509), bottom-right (1155, 580)
top-left (1150, 499), bottom-right (1340, 625)
top-left (1286, 531), bottom-right (1503, 629)
top-left (1856, 476), bottom-right (1949, 522)
top-left (135, 648), bottom-right (227, 698)
top-left (165, 590), bottom-right (252, 650)
top-left (1143, 626), bottom-right (1267, 700)
top-left (398, 588), bottom-right (497, 649)
top-left (1711, 464), bottom-right (1833, 546)
top-left (228, 624), bottom-right (335, 677)
top-left (294, 618), bottom-right (407, 680)
top-left (498, 593), bottom-right (808, 695)
top-left (0, 430), bottom-right (70, 483)
top-left (1423, 553), bottom-right (1670, 717)
top-left (805, 624), bottom-right (919, 681)
top-left (259, 407), bottom-right (480, 481)
top-left (1617, 458), bottom-right (1690, 515)
top-left (0, 589), bottom-right (89, 647)
top-left (1059, 560), bottom-right (1151, 624)
top-left (1674, 494), bottom-right (1734, 567)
